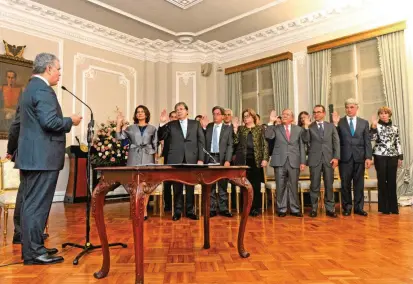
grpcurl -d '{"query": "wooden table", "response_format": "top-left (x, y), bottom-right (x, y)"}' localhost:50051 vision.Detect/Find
top-left (91, 165), bottom-right (253, 284)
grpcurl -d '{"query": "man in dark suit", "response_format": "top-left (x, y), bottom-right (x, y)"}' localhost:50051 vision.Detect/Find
top-left (8, 53), bottom-right (82, 265)
top-left (161, 110), bottom-right (177, 211)
top-left (265, 109), bottom-right (306, 217)
top-left (203, 106), bottom-right (233, 218)
top-left (302, 105), bottom-right (340, 218)
top-left (332, 98), bottom-right (372, 216)
top-left (158, 102), bottom-right (205, 221)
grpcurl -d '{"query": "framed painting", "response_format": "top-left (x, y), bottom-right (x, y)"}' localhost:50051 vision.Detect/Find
top-left (0, 54), bottom-right (33, 139)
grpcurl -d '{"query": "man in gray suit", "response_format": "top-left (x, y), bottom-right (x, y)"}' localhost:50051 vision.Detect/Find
top-left (302, 105), bottom-right (340, 218)
top-left (265, 109), bottom-right (306, 217)
top-left (332, 98), bottom-right (372, 216)
top-left (203, 106), bottom-right (233, 218)
top-left (158, 102), bottom-right (205, 221)
top-left (8, 53), bottom-right (82, 264)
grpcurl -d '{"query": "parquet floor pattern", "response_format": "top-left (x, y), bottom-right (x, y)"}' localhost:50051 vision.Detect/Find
top-left (1, 202), bottom-right (413, 284)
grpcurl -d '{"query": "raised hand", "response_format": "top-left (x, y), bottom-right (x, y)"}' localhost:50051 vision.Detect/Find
top-left (269, 110), bottom-right (277, 124)
top-left (371, 115), bottom-right (378, 129)
top-left (200, 115), bottom-right (209, 128)
top-left (232, 117), bottom-right (239, 132)
top-left (332, 111), bottom-right (340, 126)
top-left (116, 111), bottom-right (124, 126)
top-left (160, 109), bottom-right (168, 123)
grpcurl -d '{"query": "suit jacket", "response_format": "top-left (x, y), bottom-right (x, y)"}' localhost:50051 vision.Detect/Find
top-left (233, 125), bottom-right (269, 168)
top-left (265, 124), bottom-right (306, 168)
top-left (203, 122), bottom-right (233, 164)
top-left (116, 124), bottom-right (158, 166)
top-left (302, 121), bottom-right (340, 167)
top-left (12, 77), bottom-right (73, 170)
top-left (336, 117), bottom-right (372, 163)
top-left (7, 104), bottom-right (20, 161)
top-left (157, 119), bottom-right (205, 164)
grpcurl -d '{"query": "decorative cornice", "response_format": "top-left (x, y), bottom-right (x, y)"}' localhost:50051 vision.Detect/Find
top-left (0, 0), bottom-right (405, 64)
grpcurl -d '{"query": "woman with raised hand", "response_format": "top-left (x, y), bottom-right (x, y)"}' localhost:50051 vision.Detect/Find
top-left (116, 105), bottom-right (158, 220)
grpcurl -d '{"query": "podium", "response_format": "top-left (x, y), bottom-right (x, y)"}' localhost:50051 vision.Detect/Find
top-left (64, 146), bottom-right (88, 203)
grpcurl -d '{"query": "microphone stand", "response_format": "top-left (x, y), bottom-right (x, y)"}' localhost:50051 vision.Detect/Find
top-left (61, 87), bottom-right (127, 265)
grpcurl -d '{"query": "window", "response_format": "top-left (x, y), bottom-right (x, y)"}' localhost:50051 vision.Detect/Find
top-left (241, 65), bottom-right (274, 122)
top-left (330, 38), bottom-right (385, 119)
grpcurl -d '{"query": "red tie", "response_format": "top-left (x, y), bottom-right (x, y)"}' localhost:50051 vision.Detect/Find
top-left (285, 125), bottom-right (290, 141)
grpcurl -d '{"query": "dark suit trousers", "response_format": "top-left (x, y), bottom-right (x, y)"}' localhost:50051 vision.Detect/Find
top-left (20, 170), bottom-right (59, 261)
top-left (374, 155), bottom-right (399, 213)
top-left (310, 161), bottom-right (335, 212)
top-left (274, 159), bottom-right (300, 213)
top-left (208, 156), bottom-right (229, 212)
top-left (163, 181), bottom-right (172, 210)
top-left (339, 157), bottom-right (365, 212)
top-left (13, 181), bottom-right (23, 237)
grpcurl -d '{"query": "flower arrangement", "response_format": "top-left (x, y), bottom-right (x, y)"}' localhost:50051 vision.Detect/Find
top-left (91, 118), bottom-right (130, 167)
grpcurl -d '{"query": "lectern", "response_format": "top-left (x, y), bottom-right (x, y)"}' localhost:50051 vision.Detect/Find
top-left (64, 146), bottom-right (88, 203)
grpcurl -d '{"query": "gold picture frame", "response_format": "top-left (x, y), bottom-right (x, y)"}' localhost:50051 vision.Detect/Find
top-left (0, 54), bottom-right (33, 139)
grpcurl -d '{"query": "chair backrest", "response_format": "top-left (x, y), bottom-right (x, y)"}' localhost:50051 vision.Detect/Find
top-left (0, 159), bottom-right (20, 193)
top-left (299, 166), bottom-right (310, 180)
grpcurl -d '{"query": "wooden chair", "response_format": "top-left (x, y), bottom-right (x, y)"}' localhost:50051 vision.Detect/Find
top-left (150, 184), bottom-right (164, 217)
top-left (172, 185), bottom-right (202, 217)
top-left (0, 159), bottom-right (20, 244)
top-left (364, 170), bottom-right (378, 211)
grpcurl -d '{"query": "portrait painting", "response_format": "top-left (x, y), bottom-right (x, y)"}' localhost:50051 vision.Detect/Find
top-left (0, 55), bottom-right (33, 139)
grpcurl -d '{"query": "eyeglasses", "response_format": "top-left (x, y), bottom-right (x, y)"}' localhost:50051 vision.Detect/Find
top-left (243, 114), bottom-right (251, 119)
top-left (224, 114), bottom-right (231, 116)
top-left (313, 111), bottom-right (323, 114)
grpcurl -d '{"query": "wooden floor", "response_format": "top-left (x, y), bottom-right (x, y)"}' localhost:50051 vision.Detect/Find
top-left (1, 202), bottom-right (413, 284)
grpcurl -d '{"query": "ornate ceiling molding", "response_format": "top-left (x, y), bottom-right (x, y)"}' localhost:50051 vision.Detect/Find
top-left (0, 0), bottom-right (402, 64)
top-left (165, 0), bottom-right (203, 10)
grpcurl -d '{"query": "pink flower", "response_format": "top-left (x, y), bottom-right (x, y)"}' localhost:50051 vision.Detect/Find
top-left (102, 155), bottom-right (106, 159)
top-left (112, 138), bottom-right (116, 142)
top-left (110, 157), bottom-right (115, 162)
top-left (101, 148), bottom-right (105, 152)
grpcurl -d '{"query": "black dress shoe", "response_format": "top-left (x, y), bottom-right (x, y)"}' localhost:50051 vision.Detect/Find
top-left (354, 210), bottom-right (368, 216)
top-left (326, 211), bottom-right (338, 218)
top-left (42, 233), bottom-right (49, 240)
top-left (290, 212), bottom-right (303, 217)
top-left (210, 211), bottom-right (217, 217)
top-left (24, 253), bottom-right (64, 265)
top-left (277, 212), bottom-right (287, 217)
top-left (342, 210), bottom-right (351, 216)
top-left (144, 216), bottom-right (148, 221)
top-left (220, 210), bottom-right (233, 218)
top-left (12, 235), bottom-right (21, 245)
top-left (172, 213), bottom-right (181, 221)
top-left (309, 211), bottom-right (317, 218)
top-left (381, 211), bottom-right (390, 215)
top-left (391, 211), bottom-right (399, 215)
top-left (45, 247), bottom-right (58, 255)
top-left (186, 213), bottom-right (199, 220)
top-left (249, 209), bottom-right (260, 217)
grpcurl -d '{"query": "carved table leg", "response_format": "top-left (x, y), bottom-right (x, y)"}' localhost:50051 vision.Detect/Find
top-left (92, 181), bottom-right (115, 279)
top-left (230, 177), bottom-right (253, 258)
top-left (130, 183), bottom-right (145, 284)
top-left (202, 184), bottom-right (211, 249)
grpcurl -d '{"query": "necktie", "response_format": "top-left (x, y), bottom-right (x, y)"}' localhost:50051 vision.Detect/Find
top-left (180, 120), bottom-right (187, 138)
top-left (285, 125), bottom-right (290, 141)
top-left (212, 125), bottom-right (219, 153)
top-left (349, 118), bottom-right (355, 136)
top-left (318, 123), bottom-right (324, 138)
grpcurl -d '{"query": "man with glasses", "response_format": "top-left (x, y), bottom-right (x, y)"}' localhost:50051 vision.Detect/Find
top-left (203, 106), bottom-right (233, 217)
top-left (302, 105), bottom-right (340, 218)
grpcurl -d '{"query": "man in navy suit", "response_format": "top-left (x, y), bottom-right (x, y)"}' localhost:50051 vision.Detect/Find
top-left (158, 102), bottom-right (205, 221)
top-left (332, 98), bottom-right (372, 216)
top-left (8, 53), bottom-right (82, 265)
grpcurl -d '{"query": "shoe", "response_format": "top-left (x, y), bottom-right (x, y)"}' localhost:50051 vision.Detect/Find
top-left (277, 212), bottom-right (287, 217)
top-left (45, 247), bottom-right (58, 255)
top-left (290, 212), bottom-right (303, 217)
top-left (42, 233), bottom-right (49, 240)
top-left (220, 210), bottom-right (233, 218)
top-left (354, 210), bottom-right (368, 216)
top-left (24, 253), bottom-right (64, 265)
top-left (342, 210), bottom-right (351, 216)
top-left (392, 211), bottom-right (399, 215)
top-left (249, 209), bottom-right (259, 217)
top-left (381, 211), bottom-right (390, 215)
top-left (210, 211), bottom-right (217, 217)
top-left (144, 216), bottom-right (148, 221)
top-left (326, 211), bottom-right (338, 218)
top-left (172, 212), bottom-right (181, 221)
top-left (309, 211), bottom-right (317, 218)
top-left (186, 213), bottom-right (199, 220)
top-left (12, 234), bottom-right (21, 245)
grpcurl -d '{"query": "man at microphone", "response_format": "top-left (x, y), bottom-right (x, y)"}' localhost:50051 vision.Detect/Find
top-left (7, 53), bottom-right (82, 265)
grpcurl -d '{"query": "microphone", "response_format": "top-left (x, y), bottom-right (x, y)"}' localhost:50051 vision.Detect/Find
top-left (202, 147), bottom-right (219, 164)
top-left (61, 86), bottom-right (94, 125)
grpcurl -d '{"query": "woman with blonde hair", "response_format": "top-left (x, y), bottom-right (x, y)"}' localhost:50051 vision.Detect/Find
top-left (370, 106), bottom-right (403, 214)
top-left (233, 108), bottom-right (269, 217)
